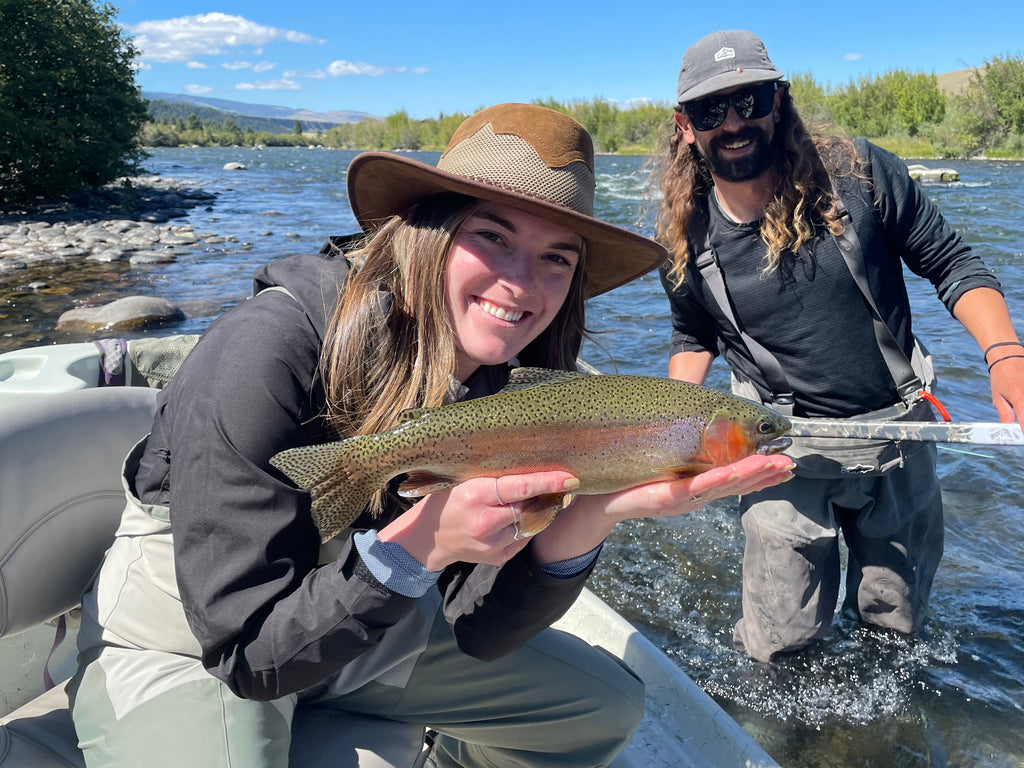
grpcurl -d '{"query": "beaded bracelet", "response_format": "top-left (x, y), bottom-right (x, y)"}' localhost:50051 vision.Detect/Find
top-left (984, 341), bottom-right (1024, 360)
top-left (988, 354), bottom-right (1024, 372)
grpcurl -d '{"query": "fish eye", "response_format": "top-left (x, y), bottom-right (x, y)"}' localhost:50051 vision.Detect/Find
top-left (757, 418), bottom-right (775, 434)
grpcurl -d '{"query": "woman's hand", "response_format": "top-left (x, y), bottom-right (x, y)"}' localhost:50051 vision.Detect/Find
top-left (377, 472), bottom-right (579, 571)
top-left (530, 454), bottom-right (795, 565)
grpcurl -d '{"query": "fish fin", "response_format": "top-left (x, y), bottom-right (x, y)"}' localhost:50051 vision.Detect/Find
top-left (270, 441), bottom-right (380, 543)
top-left (658, 463), bottom-right (714, 478)
top-left (499, 367), bottom-right (588, 394)
top-left (397, 470), bottom-right (461, 498)
top-left (517, 492), bottom-right (572, 537)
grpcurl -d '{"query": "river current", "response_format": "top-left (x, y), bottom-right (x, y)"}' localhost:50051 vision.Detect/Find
top-left (2, 147), bottom-right (1022, 767)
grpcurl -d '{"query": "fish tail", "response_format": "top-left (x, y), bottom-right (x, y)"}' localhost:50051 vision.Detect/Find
top-left (270, 442), bottom-right (380, 542)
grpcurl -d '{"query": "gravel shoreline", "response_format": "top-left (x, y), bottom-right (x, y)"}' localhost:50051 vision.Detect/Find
top-left (0, 176), bottom-right (219, 274)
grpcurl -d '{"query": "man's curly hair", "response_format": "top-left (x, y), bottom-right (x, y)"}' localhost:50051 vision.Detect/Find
top-left (657, 86), bottom-right (860, 287)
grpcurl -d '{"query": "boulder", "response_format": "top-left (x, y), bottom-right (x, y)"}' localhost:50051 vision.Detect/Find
top-left (906, 164), bottom-right (960, 182)
top-left (57, 296), bottom-right (185, 333)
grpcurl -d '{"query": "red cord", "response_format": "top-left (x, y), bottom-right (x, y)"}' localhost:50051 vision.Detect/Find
top-left (918, 391), bottom-right (952, 422)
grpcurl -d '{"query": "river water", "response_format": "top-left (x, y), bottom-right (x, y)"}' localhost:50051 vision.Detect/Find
top-left (2, 147), bottom-right (1022, 767)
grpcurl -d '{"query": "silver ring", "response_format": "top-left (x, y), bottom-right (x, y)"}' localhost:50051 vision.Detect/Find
top-left (509, 502), bottom-right (525, 540)
top-left (497, 479), bottom-right (526, 540)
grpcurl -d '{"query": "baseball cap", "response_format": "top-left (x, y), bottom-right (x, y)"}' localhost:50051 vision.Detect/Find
top-left (677, 30), bottom-right (784, 103)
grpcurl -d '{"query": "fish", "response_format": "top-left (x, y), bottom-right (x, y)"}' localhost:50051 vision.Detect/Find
top-left (270, 367), bottom-right (793, 542)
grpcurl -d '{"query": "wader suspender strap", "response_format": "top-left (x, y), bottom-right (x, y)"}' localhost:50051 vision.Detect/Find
top-left (694, 193), bottom-right (923, 416)
top-left (692, 209), bottom-right (796, 414)
top-left (830, 194), bottom-right (924, 403)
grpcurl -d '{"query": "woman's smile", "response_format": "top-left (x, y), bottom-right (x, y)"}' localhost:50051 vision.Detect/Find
top-left (477, 298), bottom-right (526, 324)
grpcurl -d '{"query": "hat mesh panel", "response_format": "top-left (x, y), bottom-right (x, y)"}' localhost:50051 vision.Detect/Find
top-left (438, 130), bottom-right (595, 216)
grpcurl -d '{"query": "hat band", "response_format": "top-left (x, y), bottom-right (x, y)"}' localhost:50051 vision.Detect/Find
top-left (437, 125), bottom-right (596, 216)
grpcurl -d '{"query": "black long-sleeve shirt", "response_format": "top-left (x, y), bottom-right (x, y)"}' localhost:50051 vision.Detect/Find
top-left (133, 249), bottom-right (591, 700)
top-left (661, 139), bottom-right (1002, 418)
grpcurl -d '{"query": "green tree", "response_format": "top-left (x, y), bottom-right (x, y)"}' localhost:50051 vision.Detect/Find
top-left (982, 55), bottom-right (1024, 134)
top-left (222, 116), bottom-right (243, 145)
top-left (383, 109), bottom-right (417, 149)
top-left (929, 67), bottom-right (1005, 157)
top-left (0, 0), bottom-right (148, 202)
top-left (789, 71), bottom-right (833, 127)
top-left (831, 69), bottom-right (944, 137)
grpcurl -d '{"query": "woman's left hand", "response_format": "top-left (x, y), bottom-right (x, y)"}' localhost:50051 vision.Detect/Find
top-left (594, 452), bottom-right (795, 523)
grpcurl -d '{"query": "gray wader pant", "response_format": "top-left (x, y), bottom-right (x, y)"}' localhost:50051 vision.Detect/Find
top-left (732, 439), bottom-right (943, 662)
top-left (68, 442), bottom-right (645, 768)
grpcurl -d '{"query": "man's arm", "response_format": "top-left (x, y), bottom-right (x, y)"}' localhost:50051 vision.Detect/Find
top-left (951, 286), bottom-right (1024, 428)
top-left (668, 349), bottom-right (714, 384)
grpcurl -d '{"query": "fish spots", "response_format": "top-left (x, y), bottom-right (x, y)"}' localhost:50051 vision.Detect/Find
top-left (272, 368), bottom-right (792, 541)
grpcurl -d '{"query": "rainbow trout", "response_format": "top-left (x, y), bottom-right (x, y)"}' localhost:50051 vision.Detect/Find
top-left (271, 368), bottom-right (793, 542)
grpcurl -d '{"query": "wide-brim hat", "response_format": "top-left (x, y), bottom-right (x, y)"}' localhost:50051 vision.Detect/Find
top-left (346, 103), bottom-right (667, 298)
top-left (677, 29), bottom-right (784, 104)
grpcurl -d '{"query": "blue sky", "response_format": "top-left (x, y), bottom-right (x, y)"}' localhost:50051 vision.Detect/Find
top-left (116, 0), bottom-right (1024, 119)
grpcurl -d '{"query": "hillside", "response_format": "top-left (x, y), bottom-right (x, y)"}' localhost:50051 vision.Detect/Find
top-left (144, 92), bottom-right (376, 134)
top-left (936, 67), bottom-right (981, 95)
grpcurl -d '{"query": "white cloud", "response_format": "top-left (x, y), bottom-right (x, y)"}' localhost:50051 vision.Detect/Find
top-left (253, 61), bottom-right (276, 73)
top-left (186, 61), bottom-right (207, 69)
top-left (185, 84), bottom-right (213, 94)
top-left (223, 61), bottom-right (253, 70)
top-left (125, 13), bottom-right (324, 64)
top-left (327, 60), bottom-right (388, 77)
top-left (236, 78), bottom-right (302, 91)
top-left (320, 60), bottom-right (428, 78)
top-left (844, 53), bottom-right (863, 61)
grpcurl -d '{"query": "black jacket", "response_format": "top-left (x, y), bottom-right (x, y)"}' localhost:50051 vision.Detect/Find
top-left (134, 248), bottom-right (592, 700)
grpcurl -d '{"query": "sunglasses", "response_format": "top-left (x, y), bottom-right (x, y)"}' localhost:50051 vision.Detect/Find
top-left (683, 82), bottom-right (779, 132)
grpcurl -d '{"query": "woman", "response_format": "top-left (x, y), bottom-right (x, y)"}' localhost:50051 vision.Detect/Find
top-left (68, 103), bottom-right (794, 768)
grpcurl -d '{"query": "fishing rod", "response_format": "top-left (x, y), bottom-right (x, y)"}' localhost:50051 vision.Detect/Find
top-left (786, 419), bottom-right (1024, 446)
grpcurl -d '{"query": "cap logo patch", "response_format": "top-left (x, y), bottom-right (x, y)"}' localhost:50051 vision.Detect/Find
top-left (714, 46), bottom-right (736, 62)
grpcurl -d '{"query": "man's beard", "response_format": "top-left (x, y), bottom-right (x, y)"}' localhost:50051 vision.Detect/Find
top-left (700, 126), bottom-right (775, 182)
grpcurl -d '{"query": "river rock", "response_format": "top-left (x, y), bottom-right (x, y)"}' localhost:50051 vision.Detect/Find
top-left (57, 296), bottom-right (185, 333)
top-left (907, 164), bottom-right (960, 182)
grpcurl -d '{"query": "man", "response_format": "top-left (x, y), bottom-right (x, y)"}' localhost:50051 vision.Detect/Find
top-left (657, 29), bottom-right (1024, 661)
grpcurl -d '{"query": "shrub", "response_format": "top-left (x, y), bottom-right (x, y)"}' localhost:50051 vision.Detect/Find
top-left (0, 0), bottom-right (148, 203)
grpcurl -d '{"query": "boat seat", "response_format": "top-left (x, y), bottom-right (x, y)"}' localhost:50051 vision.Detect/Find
top-left (0, 387), bottom-right (425, 767)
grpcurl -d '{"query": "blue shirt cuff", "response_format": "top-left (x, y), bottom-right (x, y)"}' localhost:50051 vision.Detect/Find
top-left (537, 543), bottom-right (603, 578)
top-left (353, 530), bottom-right (441, 598)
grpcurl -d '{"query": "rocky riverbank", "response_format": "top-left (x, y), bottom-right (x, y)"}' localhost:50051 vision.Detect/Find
top-left (0, 175), bottom-right (236, 335)
top-left (0, 176), bottom-right (221, 274)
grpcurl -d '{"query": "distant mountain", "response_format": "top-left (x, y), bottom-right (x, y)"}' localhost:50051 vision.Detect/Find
top-left (143, 91), bottom-right (376, 125)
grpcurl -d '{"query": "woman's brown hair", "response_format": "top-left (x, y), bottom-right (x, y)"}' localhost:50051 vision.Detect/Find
top-left (321, 193), bottom-right (589, 443)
